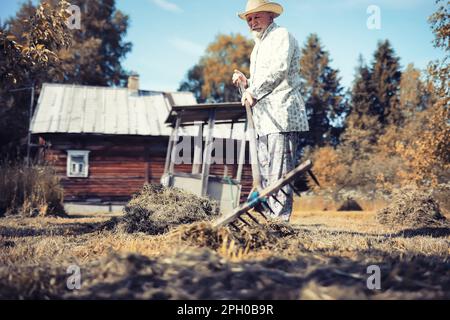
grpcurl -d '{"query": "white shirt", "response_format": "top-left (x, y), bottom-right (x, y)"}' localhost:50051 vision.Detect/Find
top-left (247, 23), bottom-right (309, 136)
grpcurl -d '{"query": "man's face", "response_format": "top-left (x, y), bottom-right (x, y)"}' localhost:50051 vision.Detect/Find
top-left (246, 11), bottom-right (273, 33)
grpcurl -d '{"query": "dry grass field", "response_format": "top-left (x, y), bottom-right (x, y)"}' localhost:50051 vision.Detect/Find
top-left (1, 195), bottom-right (449, 300)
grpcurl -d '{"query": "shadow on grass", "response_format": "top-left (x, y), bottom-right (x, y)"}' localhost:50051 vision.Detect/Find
top-left (16, 250), bottom-right (448, 300)
top-left (0, 222), bottom-right (105, 238)
top-left (294, 224), bottom-right (450, 239)
top-left (392, 226), bottom-right (450, 238)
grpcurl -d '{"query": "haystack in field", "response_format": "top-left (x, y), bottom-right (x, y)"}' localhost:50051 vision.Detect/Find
top-left (179, 219), bottom-right (297, 251)
top-left (376, 185), bottom-right (447, 228)
top-left (104, 184), bottom-right (220, 235)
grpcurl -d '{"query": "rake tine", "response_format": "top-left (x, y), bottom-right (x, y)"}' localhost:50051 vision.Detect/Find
top-left (238, 216), bottom-right (251, 227)
top-left (289, 183), bottom-right (301, 197)
top-left (229, 222), bottom-right (240, 231)
top-left (271, 194), bottom-right (283, 206)
top-left (246, 211), bottom-right (260, 225)
top-left (254, 208), bottom-right (268, 221)
top-left (279, 187), bottom-right (289, 197)
top-left (262, 202), bottom-right (276, 216)
top-left (308, 170), bottom-right (320, 187)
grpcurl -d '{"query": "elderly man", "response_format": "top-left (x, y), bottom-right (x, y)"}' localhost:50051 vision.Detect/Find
top-left (232, 0), bottom-right (309, 222)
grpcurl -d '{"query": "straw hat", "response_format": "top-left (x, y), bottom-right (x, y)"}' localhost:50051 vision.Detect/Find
top-left (238, 0), bottom-right (284, 20)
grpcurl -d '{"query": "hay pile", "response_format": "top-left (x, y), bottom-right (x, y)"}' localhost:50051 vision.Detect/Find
top-left (233, 220), bottom-right (297, 250)
top-left (376, 185), bottom-right (447, 228)
top-left (103, 184), bottom-right (220, 235)
top-left (178, 222), bottom-right (233, 250)
top-left (337, 197), bottom-right (363, 211)
top-left (178, 219), bottom-right (297, 251)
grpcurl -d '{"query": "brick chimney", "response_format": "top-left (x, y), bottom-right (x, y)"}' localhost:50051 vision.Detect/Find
top-left (127, 74), bottom-right (140, 91)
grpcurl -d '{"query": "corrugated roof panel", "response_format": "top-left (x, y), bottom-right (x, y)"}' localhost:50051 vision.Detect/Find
top-left (149, 94), bottom-right (172, 136)
top-left (170, 91), bottom-right (197, 106)
top-left (103, 89), bottom-right (118, 134)
top-left (58, 86), bottom-right (73, 133)
top-left (128, 96), bottom-right (138, 135)
top-left (93, 88), bottom-right (104, 134)
top-left (135, 97), bottom-right (151, 136)
top-left (67, 86), bottom-right (84, 133)
top-left (31, 85), bottom-right (53, 133)
top-left (83, 87), bottom-right (99, 133)
top-left (144, 96), bottom-right (158, 136)
top-left (118, 89), bottom-right (133, 134)
top-left (49, 85), bottom-right (64, 133)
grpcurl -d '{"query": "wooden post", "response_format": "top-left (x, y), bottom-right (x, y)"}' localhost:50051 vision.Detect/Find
top-left (26, 84), bottom-right (35, 167)
top-left (223, 122), bottom-right (235, 178)
top-left (169, 116), bottom-right (182, 175)
top-left (201, 109), bottom-right (216, 197)
top-left (192, 123), bottom-right (203, 174)
top-left (163, 116), bottom-right (181, 182)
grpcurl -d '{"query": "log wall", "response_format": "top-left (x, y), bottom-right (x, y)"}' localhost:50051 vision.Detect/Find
top-left (40, 134), bottom-right (253, 203)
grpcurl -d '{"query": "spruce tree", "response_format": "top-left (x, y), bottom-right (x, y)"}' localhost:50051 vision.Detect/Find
top-left (299, 34), bottom-right (346, 147)
top-left (342, 55), bottom-right (381, 155)
top-left (370, 40), bottom-right (402, 126)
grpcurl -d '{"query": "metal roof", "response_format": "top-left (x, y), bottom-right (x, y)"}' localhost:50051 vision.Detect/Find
top-left (165, 103), bottom-right (247, 126)
top-left (31, 83), bottom-right (248, 140)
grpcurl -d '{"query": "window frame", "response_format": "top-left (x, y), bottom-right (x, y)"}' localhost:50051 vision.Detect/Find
top-left (66, 150), bottom-right (90, 178)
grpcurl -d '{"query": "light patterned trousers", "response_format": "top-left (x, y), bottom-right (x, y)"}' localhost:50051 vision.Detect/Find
top-left (257, 132), bottom-right (303, 222)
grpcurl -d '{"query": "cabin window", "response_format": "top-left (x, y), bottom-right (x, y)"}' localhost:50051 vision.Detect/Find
top-left (67, 150), bottom-right (90, 178)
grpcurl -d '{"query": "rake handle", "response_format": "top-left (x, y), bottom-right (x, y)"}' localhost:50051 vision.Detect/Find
top-left (239, 83), bottom-right (262, 191)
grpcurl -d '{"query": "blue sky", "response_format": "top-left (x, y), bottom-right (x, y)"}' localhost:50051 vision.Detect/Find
top-left (0, 0), bottom-right (444, 92)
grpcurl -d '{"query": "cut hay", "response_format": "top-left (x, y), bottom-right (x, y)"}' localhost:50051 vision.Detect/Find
top-left (178, 222), bottom-right (232, 250)
top-left (102, 184), bottom-right (220, 235)
top-left (376, 185), bottom-right (447, 228)
top-left (177, 219), bottom-right (297, 252)
top-left (232, 220), bottom-right (298, 250)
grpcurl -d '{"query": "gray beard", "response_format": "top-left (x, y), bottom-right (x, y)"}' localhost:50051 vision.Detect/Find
top-left (251, 30), bottom-right (263, 42)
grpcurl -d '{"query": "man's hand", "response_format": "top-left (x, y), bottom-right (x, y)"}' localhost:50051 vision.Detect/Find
top-left (232, 69), bottom-right (248, 88)
top-left (241, 90), bottom-right (256, 108)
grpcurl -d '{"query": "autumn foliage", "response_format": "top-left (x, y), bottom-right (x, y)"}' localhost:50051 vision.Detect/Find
top-left (180, 34), bottom-right (253, 103)
top-left (306, 1), bottom-right (449, 198)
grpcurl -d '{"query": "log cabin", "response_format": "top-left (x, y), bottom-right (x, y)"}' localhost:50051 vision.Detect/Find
top-left (30, 80), bottom-right (253, 213)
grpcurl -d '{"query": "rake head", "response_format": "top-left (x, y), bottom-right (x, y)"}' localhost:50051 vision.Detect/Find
top-left (213, 160), bottom-right (319, 230)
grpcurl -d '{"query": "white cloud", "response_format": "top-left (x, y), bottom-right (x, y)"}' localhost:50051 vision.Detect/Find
top-left (151, 0), bottom-right (182, 13)
top-left (168, 38), bottom-right (204, 57)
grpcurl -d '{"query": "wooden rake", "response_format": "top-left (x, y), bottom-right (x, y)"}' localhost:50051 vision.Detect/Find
top-left (213, 83), bottom-right (320, 230)
top-left (213, 159), bottom-right (319, 229)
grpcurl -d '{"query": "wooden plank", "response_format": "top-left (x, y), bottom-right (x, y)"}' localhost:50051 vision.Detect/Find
top-left (164, 116), bottom-right (181, 177)
top-left (192, 123), bottom-right (203, 174)
top-left (201, 109), bottom-right (216, 197)
top-left (165, 103), bottom-right (244, 125)
top-left (223, 122), bottom-right (235, 178)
